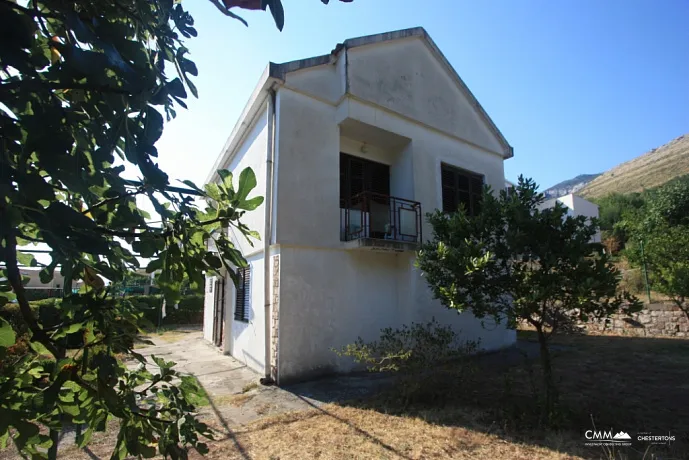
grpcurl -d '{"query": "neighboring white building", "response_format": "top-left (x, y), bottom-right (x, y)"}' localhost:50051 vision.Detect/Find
top-left (203, 27), bottom-right (517, 384)
top-left (539, 193), bottom-right (602, 243)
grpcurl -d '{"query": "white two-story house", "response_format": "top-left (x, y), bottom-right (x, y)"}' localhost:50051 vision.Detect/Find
top-left (203, 27), bottom-right (517, 384)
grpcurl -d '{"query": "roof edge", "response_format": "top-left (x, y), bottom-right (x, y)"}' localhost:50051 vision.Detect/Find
top-left (205, 65), bottom-right (281, 184)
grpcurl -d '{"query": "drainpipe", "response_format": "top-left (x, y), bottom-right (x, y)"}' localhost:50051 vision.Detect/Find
top-left (261, 88), bottom-right (277, 384)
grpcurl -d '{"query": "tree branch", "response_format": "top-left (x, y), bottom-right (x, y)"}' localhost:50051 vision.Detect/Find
top-left (83, 187), bottom-right (145, 215)
top-left (94, 216), bottom-right (225, 239)
top-left (0, 80), bottom-right (145, 96)
top-left (1, 211), bottom-right (60, 358)
top-left (131, 411), bottom-right (173, 425)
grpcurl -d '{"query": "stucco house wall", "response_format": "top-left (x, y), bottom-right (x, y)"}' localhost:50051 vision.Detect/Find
top-left (203, 105), bottom-right (269, 373)
top-left (204, 27), bottom-right (517, 384)
top-left (539, 193), bottom-right (601, 243)
top-left (272, 35), bottom-right (514, 382)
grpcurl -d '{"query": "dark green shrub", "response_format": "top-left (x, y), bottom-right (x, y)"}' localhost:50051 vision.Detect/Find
top-left (335, 319), bottom-right (477, 404)
top-left (125, 294), bottom-right (204, 327)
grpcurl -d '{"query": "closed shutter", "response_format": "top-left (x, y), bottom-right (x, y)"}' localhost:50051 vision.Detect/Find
top-left (340, 153), bottom-right (390, 204)
top-left (441, 164), bottom-right (484, 215)
top-left (441, 167), bottom-right (457, 213)
top-left (234, 267), bottom-right (250, 322)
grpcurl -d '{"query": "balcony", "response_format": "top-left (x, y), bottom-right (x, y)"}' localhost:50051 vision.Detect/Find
top-left (340, 192), bottom-right (422, 252)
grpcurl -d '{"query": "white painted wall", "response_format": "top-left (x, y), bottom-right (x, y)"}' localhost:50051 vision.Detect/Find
top-left (203, 275), bottom-right (215, 343)
top-left (203, 105), bottom-right (269, 369)
top-left (229, 253), bottom-right (265, 373)
top-left (539, 194), bottom-right (601, 243)
top-left (347, 37), bottom-right (504, 155)
top-left (273, 81), bottom-right (514, 382)
top-left (276, 246), bottom-right (515, 383)
top-left (284, 62), bottom-right (344, 104)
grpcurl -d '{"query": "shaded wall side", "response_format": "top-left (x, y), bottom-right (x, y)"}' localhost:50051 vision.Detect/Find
top-left (230, 253), bottom-right (265, 374)
top-left (203, 106), bottom-right (268, 356)
top-left (274, 88), bottom-right (340, 248)
top-left (277, 246), bottom-right (516, 383)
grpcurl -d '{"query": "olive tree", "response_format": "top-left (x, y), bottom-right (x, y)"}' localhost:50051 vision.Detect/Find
top-left (623, 176), bottom-right (689, 320)
top-left (417, 176), bottom-right (640, 422)
top-left (0, 0), bottom-right (349, 458)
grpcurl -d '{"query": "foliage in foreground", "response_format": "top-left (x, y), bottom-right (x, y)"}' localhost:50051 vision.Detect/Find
top-left (416, 176), bottom-right (641, 422)
top-left (0, 0), bottom-right (320, 457)
top-left (335, 319), bottom-right (477, 403)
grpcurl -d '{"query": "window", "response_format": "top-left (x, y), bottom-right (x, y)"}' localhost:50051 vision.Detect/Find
top-left (340, 153), bottom-right (390, 206)
top-left (441, 164), bottom-right (484, 215)
top-left (234, 267), bottom-right (250, 322)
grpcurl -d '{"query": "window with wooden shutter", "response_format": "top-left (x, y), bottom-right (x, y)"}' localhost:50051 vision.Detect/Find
top-left (340, 153), bottom-right (390, 204)
top-left (234, 267), bottom-right (250, 322)
top-left (440, 164), bottom-right (484, 216)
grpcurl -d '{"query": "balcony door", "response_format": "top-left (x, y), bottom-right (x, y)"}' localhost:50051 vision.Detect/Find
top-left (340, 153), bottom-right (390, 239)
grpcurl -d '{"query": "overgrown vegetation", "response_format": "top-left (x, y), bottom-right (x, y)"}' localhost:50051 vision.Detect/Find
top-left (335, 319), bottom-right (477, 404)
top-left (0, 0), bottom-right (347, 458)
top-left (416, 176), bottom-right (641, 423)
top-left (596, 174), bottom-right (689, 319)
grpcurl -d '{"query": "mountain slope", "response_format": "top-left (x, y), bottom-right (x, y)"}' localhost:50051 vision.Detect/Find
top-left (543, 174), bottom-right (601, 198)
top-left (579, 134), bottom-right (689, 199)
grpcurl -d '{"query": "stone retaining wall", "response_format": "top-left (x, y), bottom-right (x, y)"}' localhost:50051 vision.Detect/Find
top-left (585, 303), bottom-right (689, 337)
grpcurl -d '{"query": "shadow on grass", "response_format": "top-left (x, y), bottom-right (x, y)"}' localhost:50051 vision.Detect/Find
top-left (308, 333), bottom-right (689, 460)
top-left (195, 379), bottom-right (251, 460)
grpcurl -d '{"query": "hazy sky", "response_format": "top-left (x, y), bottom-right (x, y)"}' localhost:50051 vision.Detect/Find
top-left (153, 0), bottom-right (689, 190)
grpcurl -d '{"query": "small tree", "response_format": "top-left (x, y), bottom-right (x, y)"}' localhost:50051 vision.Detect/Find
top-left (622, 176), bottom-right (689, 320)
top-left (630, 225), bottom-right (689, 320)
top-left (417, 176), bottom-right (640, 422)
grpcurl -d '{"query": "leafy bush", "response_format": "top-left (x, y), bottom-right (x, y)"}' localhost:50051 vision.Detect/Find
top-left (128, 294), bottom-right (204, 327)
top-left (618, 269), bottom-right (645, 295)
top-left (335, 319), bottom-right (477, 403)
top-left (23, 289), bottom-right (63, 302)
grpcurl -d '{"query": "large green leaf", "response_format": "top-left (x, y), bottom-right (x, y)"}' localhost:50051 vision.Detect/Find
top-left (0, 319), bottom-right (16, 347)
top-left (236, 167), bottom-right (257, 203)
top-left (240, 196), bottom-right (264, 211)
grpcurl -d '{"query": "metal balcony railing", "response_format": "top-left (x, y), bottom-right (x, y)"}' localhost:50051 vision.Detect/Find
top-left (340, 192), bottom-right (422, 244)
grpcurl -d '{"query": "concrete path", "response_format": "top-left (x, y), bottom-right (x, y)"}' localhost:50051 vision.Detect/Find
top-left (135, 329), bottom-right (561, 431)
top-left (137, 329), bottom-right (259, 397)
top-left (136, 330), bottom-right (393, 429)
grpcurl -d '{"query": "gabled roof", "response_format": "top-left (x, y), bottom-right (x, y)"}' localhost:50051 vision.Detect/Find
top-left (269, 27), bottom-right (513, 159)
top-left (206, 27), bottom-right (513, 183)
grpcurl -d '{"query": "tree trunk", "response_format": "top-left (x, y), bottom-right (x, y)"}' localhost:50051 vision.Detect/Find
top-left (536, 328), bottom-right (557, 424)
top-left (47, 429), bottom-right (60, 460)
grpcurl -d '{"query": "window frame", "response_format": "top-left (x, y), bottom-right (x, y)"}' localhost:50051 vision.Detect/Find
top-left (234, 266), bottom-right (250, 323)
top-left (440, 163), bottom-right (484, 216)
top-left (340, 152), bottom-right (391, 207)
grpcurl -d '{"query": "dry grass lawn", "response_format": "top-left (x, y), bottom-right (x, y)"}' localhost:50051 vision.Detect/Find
top-left (189, 332), bottom-right (689, 460)
top-left (195, 405), bottom-right (583, 460)
top-left (4, 331), bottom-right (687, 459)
